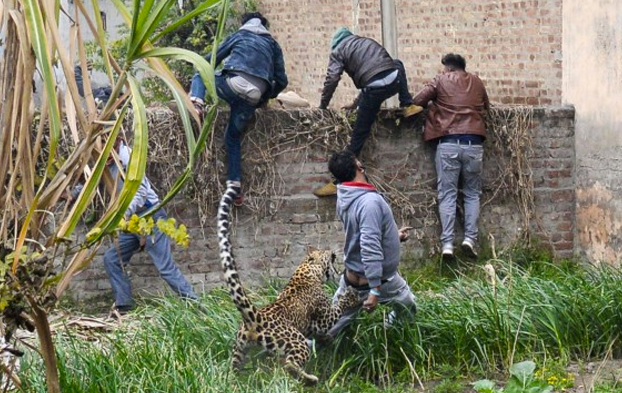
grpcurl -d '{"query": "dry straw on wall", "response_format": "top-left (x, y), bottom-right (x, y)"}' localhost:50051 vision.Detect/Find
top-left (138, 105), bottom-right (536, 243)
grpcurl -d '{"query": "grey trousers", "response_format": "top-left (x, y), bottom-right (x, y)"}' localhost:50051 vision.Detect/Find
top-left (327, 272), bottom-right (417, 338)
top-left (435, 142), bottom-right (484, 246)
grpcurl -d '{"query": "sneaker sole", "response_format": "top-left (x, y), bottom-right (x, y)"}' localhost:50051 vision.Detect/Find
top-left (461, 244), bottom-right (478, 259)
top-left (441, 252), bottom-right (455, 263)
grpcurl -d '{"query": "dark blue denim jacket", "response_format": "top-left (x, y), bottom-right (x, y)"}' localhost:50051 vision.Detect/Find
top-left (190, 30), bottom-right (288, 102)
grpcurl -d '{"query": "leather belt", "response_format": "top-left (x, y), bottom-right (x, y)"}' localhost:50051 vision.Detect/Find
top-left (438, 136), bottom-right (484, 146)
top-left (438, 139), bottom-right (482, 146)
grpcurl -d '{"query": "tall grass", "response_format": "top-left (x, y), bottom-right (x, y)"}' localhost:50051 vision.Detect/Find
top-left (21, 291), bottom-right (306, 392)
top-left (19, 258), bottom-right (622, 391)
top-left (323, 259), bottom-right (622, 384)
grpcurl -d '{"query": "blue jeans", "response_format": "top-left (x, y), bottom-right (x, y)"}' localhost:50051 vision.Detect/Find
top-left (103, 209), bottom-right (197, 308)
top-left (349, 59), bottom-right (413, 156)
top-left (435, 142), bottom-right (484, 246)
top-left (190, 73), bottom-right (257, 182)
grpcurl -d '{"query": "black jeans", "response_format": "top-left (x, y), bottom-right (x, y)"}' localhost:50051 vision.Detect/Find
top-left (348, 59), bottom-right (413, 156)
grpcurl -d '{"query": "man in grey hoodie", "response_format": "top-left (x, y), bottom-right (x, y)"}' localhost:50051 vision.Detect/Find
top-left (325, 150), bottom-right (417, 338)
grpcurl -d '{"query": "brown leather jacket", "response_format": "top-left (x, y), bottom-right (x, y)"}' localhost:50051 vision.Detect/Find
top-left (413, 70), bottom-right (490, 142)
top-left (320, 35), bottom-right (396, 108)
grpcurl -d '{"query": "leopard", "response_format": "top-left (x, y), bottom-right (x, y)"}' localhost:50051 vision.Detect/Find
top-left (217, 181), bottom-right (360, 385)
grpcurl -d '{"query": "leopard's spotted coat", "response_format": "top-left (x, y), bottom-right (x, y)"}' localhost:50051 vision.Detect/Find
top-left (217, 182), bottom-right (359, 385)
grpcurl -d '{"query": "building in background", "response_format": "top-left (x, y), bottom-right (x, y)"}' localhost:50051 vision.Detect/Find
top-left (20, 0), bottom-right (622, 264)
top-left (258, 0), bottom-right (622, 264)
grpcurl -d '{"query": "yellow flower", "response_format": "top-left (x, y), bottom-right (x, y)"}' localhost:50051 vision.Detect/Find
top-left (86, 227), bottom-right (102, 242)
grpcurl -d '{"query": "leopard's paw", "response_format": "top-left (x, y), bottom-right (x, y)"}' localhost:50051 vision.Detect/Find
top-left (339, 286), bottom-right (362, 309)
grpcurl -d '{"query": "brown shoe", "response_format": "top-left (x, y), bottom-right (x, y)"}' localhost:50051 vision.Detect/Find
top-left (402, 104), bottom-right (424, 118)
top-left (313, 182), bottom-right (337, 197)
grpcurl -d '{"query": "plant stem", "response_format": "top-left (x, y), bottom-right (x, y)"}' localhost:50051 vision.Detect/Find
top-left (28, 298), bottom-right (60, 393)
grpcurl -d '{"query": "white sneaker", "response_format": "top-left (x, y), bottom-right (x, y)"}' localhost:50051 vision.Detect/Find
top-left (461, 238), bottom-right (478, 258)
top-left (384, 310), bottom-right (397, 327)
top-left (441, 243), bottom-right (454, 262)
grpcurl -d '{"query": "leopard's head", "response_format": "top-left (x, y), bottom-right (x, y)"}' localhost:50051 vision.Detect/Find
top-left (304, 249), bottom-right (338, 282)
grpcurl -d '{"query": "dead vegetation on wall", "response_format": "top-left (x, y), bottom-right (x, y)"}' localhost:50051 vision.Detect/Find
top-left (139, 104), bottom-right (536, 242)
top-left (485, 106), bottom-right (536, 238)
top-left (143, 106), bottom-right (352, 223)
top-left (36, 103), bottom-right (537, 240)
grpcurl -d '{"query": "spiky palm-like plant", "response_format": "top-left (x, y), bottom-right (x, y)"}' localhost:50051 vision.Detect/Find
top-left (0, 0), bottom-right (228, 391)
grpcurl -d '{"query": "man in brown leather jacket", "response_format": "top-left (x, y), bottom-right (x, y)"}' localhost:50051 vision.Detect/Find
top-left (413, 53), bottom-right (490, 261)
top-left (313, 27), bottom-right (422, 197)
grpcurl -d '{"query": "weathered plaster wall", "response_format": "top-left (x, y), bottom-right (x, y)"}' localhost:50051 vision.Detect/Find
top-left (563, 0), bottom-right (622, 263)
top-left (259, 0), bottom-right (562, 109)
top-left (67, 106), bottom-right (575, 303)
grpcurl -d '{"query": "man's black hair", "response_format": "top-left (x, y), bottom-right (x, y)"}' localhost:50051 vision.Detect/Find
top-left (241, 12), bottom-right (268, 28)
top-left (328, 150), bottom-right (357, 183)
top-left (441, 53), bottom-right (466, 71)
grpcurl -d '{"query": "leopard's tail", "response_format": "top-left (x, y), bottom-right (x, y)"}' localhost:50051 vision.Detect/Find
top-left (217, 182), bottom-right (261, 325)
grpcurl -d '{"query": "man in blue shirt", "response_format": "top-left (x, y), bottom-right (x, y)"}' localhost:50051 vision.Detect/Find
top-left (102, 137), bottom-right (198, 316)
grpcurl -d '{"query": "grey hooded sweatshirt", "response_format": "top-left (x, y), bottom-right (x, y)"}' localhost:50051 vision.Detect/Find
top-left (336, 182), bottom-right (401, 288)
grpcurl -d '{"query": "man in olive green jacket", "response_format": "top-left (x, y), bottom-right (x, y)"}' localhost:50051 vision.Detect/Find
top-left (314, 27), bottom-right (422, 197)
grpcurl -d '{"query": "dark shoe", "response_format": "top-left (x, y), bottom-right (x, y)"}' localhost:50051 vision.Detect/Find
top-left (109, 303), bottom-right (133, 320)
top-left (307, 334), bottom-right (333, 351)
top-left (461, 238), bottom-right (478, 259)
top-left (183, 298), bottom-right (210, 315)
top-left (315, 334), bottom-right (334, 346)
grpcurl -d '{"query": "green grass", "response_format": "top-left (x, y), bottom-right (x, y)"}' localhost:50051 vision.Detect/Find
top-left (18, 254), bottom-right (622, 392)
top-left (432, 379), bottom-right (467, 393)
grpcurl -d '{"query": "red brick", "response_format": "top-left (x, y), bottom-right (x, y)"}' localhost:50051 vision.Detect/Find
top-left (258, 0), bottom-right (563, 108)
top-left (547, 170), bottom-right (572, 179)
top-left (551, 189), bottom-right (574, 202)
top-left (554, 241), bottom-right (574, 251)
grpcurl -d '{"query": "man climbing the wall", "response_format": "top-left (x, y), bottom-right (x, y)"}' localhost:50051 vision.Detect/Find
top-left (313, 27), bottom-right (423, 197)
top-left (412, 53), bottom-right (490, 261)
top-left (189, 12), bottom-right (288, 207)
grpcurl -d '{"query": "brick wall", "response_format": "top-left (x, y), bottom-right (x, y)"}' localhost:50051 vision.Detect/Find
top-left (258, 0), bottom-right (562, 108)
top-left (67, 105), bottom-right (575, 303)
top-left (529, 107), bottom-right (576, 254)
